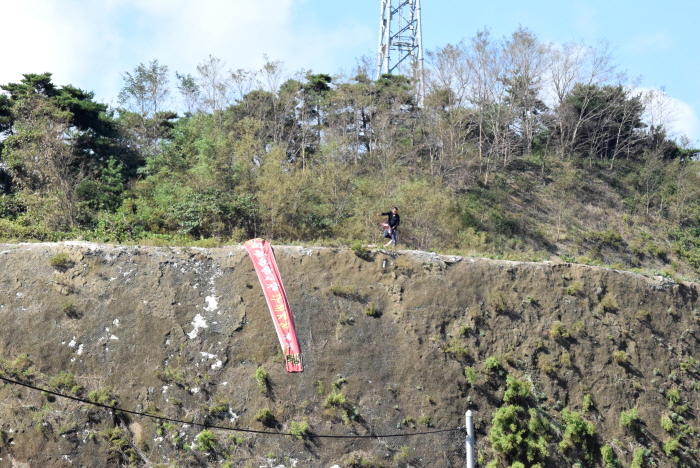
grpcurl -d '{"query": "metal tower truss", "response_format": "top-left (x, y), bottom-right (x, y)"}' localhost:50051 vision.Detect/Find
top-left (376, 0), bottom-right (425, 100)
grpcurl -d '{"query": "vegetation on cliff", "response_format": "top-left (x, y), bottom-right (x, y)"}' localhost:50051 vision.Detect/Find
top-left (0, 244), bottom-right (698, 467)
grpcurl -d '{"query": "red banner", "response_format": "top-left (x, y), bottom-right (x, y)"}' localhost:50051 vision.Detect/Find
top-left (244, 239), bottom-right (303, 372)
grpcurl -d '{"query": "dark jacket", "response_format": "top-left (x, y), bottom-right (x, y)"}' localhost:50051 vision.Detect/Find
top-left (381, 211), bottom-right (400, 230)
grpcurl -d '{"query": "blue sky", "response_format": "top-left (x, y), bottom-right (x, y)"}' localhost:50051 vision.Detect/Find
top-left (2, 0), bottom-right (698, 141)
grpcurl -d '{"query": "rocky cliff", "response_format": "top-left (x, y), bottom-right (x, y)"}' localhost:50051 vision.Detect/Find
top-left (0, 242), bottom-right (698, 467)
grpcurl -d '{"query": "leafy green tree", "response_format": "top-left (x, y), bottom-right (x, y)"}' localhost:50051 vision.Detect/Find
top-left (2, 96), bottom-right (81, 227)
top-left (175, 72), bottom-right (200, 115)
top-left (0, 73), bottom-right (131, 228)
top-left (76, 157), bottom-right (125, 213)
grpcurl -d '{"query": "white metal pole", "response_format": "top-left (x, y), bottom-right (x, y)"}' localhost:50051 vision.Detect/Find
top-left (466, 410), bottom-right (474, 468)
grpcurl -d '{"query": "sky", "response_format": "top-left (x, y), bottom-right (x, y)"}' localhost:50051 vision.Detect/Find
top-left (1, 0), bottom-right (699, 142)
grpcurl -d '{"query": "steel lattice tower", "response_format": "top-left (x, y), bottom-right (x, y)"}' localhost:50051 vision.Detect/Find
top-left (376, 0), bottom-right (425, 101)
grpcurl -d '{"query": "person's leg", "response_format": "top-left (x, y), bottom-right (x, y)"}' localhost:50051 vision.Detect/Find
top-left (391, 229), bottom-right (397, 246)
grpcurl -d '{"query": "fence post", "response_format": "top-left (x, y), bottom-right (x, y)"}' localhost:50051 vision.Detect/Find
top-left (466, 410), bottom-right (474, 468)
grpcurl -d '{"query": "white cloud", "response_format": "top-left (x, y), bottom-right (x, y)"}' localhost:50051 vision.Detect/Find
top-left (0, 2), bottom-right (95, 89)
top-left (0, 0), bottom-right (372, 104)
top-left (670, 98), bottom-right (700, 144)
top-left (638, 87), bottom-right (699, 143)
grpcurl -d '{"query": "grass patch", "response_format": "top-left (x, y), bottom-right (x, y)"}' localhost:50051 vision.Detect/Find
top-left (612, 350), bottom-right (630, 364)
top-left (329, 284), bottom-right (360, 300)
top-left (365, 302), bottom-right (378, 317)
top-left (443, 339), bottom-right (469, 359)
top-left (48, 252), bottom-right (72, 269)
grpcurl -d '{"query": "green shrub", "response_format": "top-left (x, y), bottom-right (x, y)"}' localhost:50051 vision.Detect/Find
top-left (394, 446), bottom-right (412, 463)
top-left (601, 444), bottom-right (620, 468)
top-left (536, 354), bottom-right (557, 374)
top-left (549, 322), bottom-right (570, 339)
top-left (1, 353), bottom-right (34, 380)
top-left (194, 429), bottom-right (216, 451)
top-left (332, 374), bottom-right (347, 389)
top-left (488, 406), bottom-right (549, 465)
top-left (255, 367), bottom-right (268, 390)
top-left (563, 281), bottom-right (582, 296)
top-left (619, 407), bottom-right (640, 429)
top-left (48, 252), bottom-right (71, 269)
top-left (558, 408), bottom-right (595, 456)
top-left (88, 387), bottom-right (117, 406)
top-left (351, 241), bottom-right (372, 260)
top-left (208, 397), bottom-right (228, 414)
top-left (597, 293), bottom-right (619, 313)
top-left (48, 371), bottom-right (81, 394)
top-left (443, 339), bottom-right (469, 358)
top-left (559, 350), bottom-right (572, 367)
top-left (189, 238), bottom-right (220, 248)
top-left (502, 375), bottom-right (531, 403)
top-left (419, 415), bottom-right (433, 427)
top-left (630, 447), bottom-right (651, 468)
top-left (364, 303), bottom-right (377, 317)
top-left (483, 356), bottom-right (501, 372)
top-left (289, 419), bottom-right (310, 439)
top-left (663, 436), bottom-right (681, 455)
top-left (666, 388), bottom-right (680, 408)
top-left (635, 309), bottom-right (650, 321)
top-left (323, 391), bottom-right (346, 408)
top-left (488, 289), bottom-right (507, 313)
top-left (343, 453), bottom-right (384, 468)
top-left (661, 413), bottom-right (674, 432)
top-left (582, 394), bottom-right (593, 413)
top-left (612, 350), bottom-right (630, 364)
top-left (255, 408), bottom-right (275, 426)
top-left (464, 366), bottom-right (478, 385)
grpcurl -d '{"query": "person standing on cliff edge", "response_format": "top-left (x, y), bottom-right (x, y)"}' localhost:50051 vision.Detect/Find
top-left (377, 206), bottom-right (400, 247)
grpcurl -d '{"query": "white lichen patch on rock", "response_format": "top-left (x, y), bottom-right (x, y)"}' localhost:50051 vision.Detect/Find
top-left (187, 314), bottom-right (208, 339)
top-left (204, 295), bottom-right (218, 312)
top-left (199, 351), bottom-right (223, 370)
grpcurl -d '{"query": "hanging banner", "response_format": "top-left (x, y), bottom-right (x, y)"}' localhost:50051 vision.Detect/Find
top-left (244, 239), bottom-right (303, 372)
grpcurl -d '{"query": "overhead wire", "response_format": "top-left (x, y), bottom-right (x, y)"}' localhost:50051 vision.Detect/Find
top-left (0, 375), bottom-right (465, 439)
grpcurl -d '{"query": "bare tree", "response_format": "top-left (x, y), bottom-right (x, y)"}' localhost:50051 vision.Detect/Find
top-left (502, 27), bottom-right (551, 155)
top-left (196, 55), bottom-right (233, 117)
top-left (464, 29), bottom-right (513, 180)
top-left (549, 41), bottom-right (618, 157)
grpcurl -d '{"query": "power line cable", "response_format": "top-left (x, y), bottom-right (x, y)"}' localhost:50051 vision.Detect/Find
top-left (0, 375), bottom-right (464, 439)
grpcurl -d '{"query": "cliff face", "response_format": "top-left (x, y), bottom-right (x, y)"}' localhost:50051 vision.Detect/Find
top-left (0, 242), bottom-right (698, 467)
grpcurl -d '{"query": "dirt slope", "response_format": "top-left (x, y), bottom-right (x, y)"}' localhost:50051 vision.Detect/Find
top-left (0, 242), bottom-right (698, 467)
